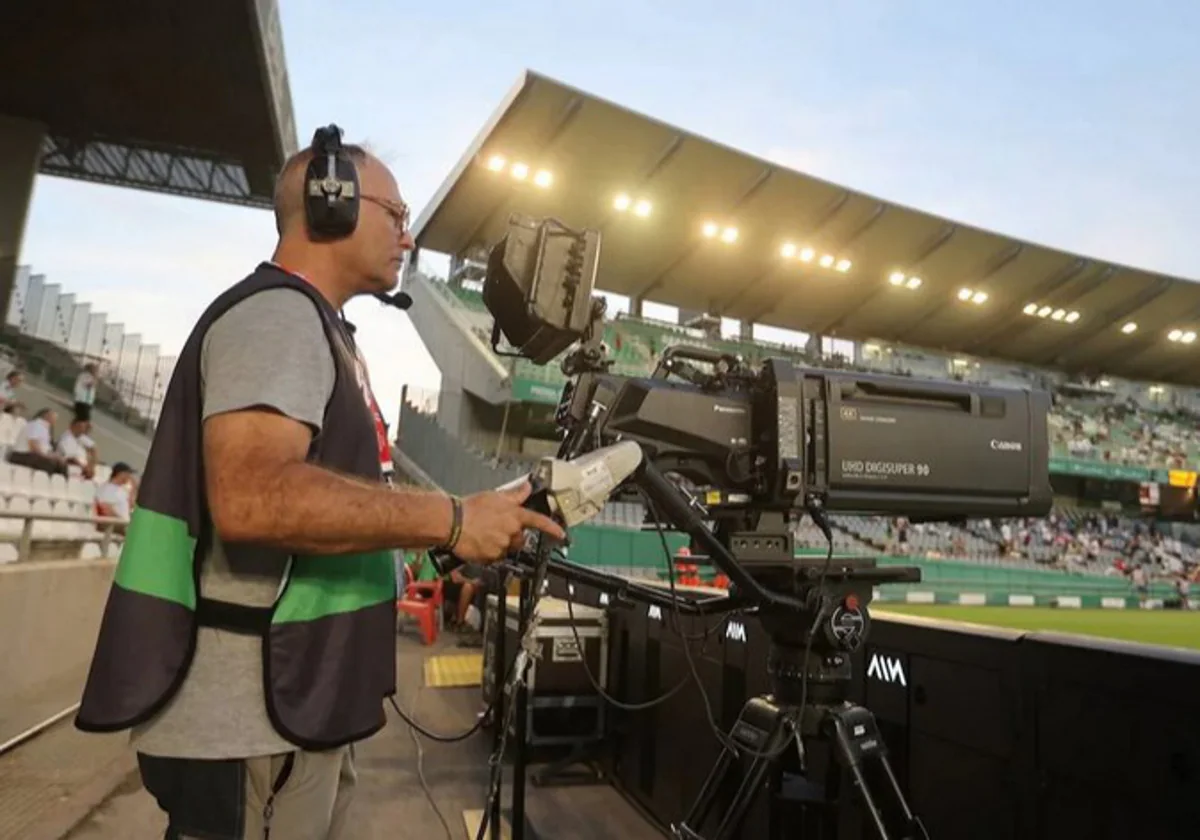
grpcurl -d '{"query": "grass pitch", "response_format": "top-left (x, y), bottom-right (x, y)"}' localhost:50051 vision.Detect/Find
top-left (875, 604), bottom-right (1200, 652)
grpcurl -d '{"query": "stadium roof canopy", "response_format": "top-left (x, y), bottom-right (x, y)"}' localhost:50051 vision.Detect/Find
top-left (414, 70), bottom-right (1200, 388)
top-left (0, 2), bottom-right (297, 209)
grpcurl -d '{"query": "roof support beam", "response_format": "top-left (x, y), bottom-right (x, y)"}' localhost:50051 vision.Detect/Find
top-left (714, 190), bottom-right (851, 317)
top-left (959, 258), bottom-right (1093, 354)
top-left (455, 94), bottom-right (584, 255)
top-left (596, 133), bottom-right (684, 233)
top-left (814, 222), bottom-right (957, 336)
top-left (1038, 276), bottom-right (1174, 369)
top-left (892, 241), bottom-right (1023, 343)
top-left (636, 166), bottom-right (774, 301)
top-left (763, 202), bottom-right (888, 321)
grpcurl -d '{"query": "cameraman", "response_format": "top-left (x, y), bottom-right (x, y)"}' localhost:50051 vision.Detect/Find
top-left (76, 137), bottom-right (564, 840)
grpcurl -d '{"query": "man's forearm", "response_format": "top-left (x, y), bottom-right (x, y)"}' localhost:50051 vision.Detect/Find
top-left (214, 461), bottom-right (453, 554)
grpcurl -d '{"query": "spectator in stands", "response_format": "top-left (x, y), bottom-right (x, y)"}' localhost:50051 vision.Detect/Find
top-left (56, 416), bottom-right (96, 479)
top-left (73, 362), bottom-right (98, 422)
top-left (0, 369), bottom-right (21, 409)
top-left (76, 137), bottom-right (566, 840)
top-left (6, 408), bottom-right (67, 475)
top-left (95, 461), bottom-right (136, 530)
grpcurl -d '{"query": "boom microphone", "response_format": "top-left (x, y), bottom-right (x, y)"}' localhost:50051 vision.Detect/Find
top-left (374, 291), bottom-right (413, 310)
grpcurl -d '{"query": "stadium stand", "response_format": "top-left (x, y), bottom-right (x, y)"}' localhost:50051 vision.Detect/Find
top-left (396, 264), bottom-right (1200, 608)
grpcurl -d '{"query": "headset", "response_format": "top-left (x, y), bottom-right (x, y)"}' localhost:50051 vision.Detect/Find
top-left (304, 123), bottom-right (413, 311)
top-left (304, 124), bottom-right (360, 240)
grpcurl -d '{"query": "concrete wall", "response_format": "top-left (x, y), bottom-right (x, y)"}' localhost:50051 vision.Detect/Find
top-left (0, 558), bottom-right (114, 740)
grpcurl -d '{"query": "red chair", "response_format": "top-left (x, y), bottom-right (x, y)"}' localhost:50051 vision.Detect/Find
top-left (396, 566), bottom-right (444, 645)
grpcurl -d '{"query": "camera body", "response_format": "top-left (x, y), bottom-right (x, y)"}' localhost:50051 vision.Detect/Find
top-left (484, 213), bottom-right (1053, 523)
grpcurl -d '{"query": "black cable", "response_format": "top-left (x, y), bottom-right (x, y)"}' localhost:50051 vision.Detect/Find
top-left (562, 584), bottom-right (724, 711)
top-left (405, 681), bottom-right (454, 840)
top-left (388, 692), bottom-right (489, 743)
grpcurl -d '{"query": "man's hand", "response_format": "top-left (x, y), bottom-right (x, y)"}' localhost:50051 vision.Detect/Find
top-left (454, 481), bottom-right (566, 563)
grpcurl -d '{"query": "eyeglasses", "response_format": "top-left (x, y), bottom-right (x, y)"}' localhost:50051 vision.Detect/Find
top-left (362, 194), bottom-right (410, 235)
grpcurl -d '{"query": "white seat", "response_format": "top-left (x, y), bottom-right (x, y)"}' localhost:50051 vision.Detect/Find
top-left (49, 473), bottom-right (69, 502)
top-left (0, 544), bottom-right (17, 564)
top-left (30, 470), bottom-right (50, 499)
top-left (31, 499), bottom-right (53, 539)
top-left (80, 542), bottom-right (102, 559)
top-left (9, 465), bottom-right (32, 497)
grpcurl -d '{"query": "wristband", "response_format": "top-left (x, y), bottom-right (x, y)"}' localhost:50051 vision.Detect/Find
top-left (443, 495), bottom-right (463, 550)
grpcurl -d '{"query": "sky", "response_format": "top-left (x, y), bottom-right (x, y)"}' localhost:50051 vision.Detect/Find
top-left (18, 0), bottom-right (1200, 424)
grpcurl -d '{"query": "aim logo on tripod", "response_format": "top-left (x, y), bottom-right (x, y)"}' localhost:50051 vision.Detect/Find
top-left (867, 652), bottom-right (908, 687)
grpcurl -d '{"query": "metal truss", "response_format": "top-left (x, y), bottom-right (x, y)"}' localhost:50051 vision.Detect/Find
top-left (38, 134), bottom-right (271, 209)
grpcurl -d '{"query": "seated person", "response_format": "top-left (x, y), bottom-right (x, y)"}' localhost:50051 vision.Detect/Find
top-left (95, 462), bottom-right (137, 534)
top-left (7, 408), bottom-right (68, 475)
top-left (56, 417), bottom-right (97, 479)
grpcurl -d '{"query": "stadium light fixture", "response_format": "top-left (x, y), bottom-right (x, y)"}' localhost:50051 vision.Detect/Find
top-left (702, 221), bottom-right (719, 238)
top-left (889, 271), bottom-right (921, 290)
top-left (613, 194), bottom-right (652, 217)
top-left (533, 169), bottom-right (553, 188)
top-left (1168, 329), bottom-right (1184, 342)
top-left (1050, 309), bottom-right (1066, 321)
top-left (1065, 311), bottom-right (1081, 324)
top-left (799, 247), bottom-right (815, 262)
top-left (486, 154), bottom-right (506, 172)
top-left (1121, 322), bottom-right (1138, 334)
top-left (510, 162), bottom-right (530, 180)
top-left (957, 288), bottom-right (973, 302)
top-left (835, 258), bottom-right (852, 273)
top-left (1036, 306), bottom-right (1052, 318)
top-left (818, 254), bottom-right (835, 268)
top-left (958, 288), bottom-right (988, 305)
top-left (780, 243), bottom-right (797, 258)
top-left (720, 226), bottom-right (738, 243)
top-left (1185, 332), bottom-right (1197, 344)
top-left (1022, 303), bottom-right (1038, 315)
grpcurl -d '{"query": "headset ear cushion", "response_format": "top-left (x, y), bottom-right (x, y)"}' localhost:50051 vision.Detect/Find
top-left (303, 147), bottom-right (360, 239)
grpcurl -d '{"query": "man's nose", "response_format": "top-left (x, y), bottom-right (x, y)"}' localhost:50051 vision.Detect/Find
top-left (398, 230), bottom-right (415, 250)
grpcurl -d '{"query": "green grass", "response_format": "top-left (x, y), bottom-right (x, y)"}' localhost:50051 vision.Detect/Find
top-left (875, 604), bottom-right (1200, 651)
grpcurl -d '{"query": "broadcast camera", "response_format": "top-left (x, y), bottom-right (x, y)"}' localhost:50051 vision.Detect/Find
top-left (476, 213), bottom-right (1052, 840)
top-left (484, 214), bottom-right (1053, 529)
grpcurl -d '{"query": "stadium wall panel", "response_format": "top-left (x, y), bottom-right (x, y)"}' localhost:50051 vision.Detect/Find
top-left (548, 574), bottom-right (1200, 840)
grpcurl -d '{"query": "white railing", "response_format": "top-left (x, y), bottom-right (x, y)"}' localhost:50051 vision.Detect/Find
top-left (0, 510), bottom-right (126, 562)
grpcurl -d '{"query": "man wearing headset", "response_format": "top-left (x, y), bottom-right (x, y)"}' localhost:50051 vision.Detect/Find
top-left (75, 128), bottom-right (565, 839)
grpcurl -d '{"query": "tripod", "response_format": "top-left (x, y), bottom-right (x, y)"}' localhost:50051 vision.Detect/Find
top-left (672, 601), bottom-right (929, 840)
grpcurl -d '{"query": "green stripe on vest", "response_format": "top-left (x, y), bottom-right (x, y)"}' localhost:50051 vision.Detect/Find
top-left (113, 507), bottom-right (197, 609)
top-left (273, 552), bottom-right (396, 624)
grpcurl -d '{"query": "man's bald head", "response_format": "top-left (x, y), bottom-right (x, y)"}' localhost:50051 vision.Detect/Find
top-left (272, 144), bottom-right (371, 236)
top-left (268, 139), bottom-right (413, 303)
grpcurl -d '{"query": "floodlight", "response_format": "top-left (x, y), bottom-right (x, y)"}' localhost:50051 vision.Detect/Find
top-left (1023, 303), bottom-right (1038, 315)
top-left (1037, 306), bottom-right (1052, 318)
top-left (889, 272), bottom-right (906, 286)
top-left (1051, 309), bottom-right (1066, 321)
top-left (720, 226), bottom-right (738, 243)
top-left (1121, 322), bottom-right (1138, 334)
top-left (781, 243), bottom-right (797, 258)
top-left (486, 154), bottom-right (506, 171)
top-left (534, 170), bottom-right (553, 188)
top-left (633, 199), bottom-right (652, 217)
top-left (1184, 331), bottom-right (1197, 344)
top-left (971, 291), bottom-right (988, 304)
top-left (835, 259), bottom-right (852, 273)
top-left (702, 221), bottom-right (719, 238)
top-left (1168, 329), bottom-right (1183, 342)
top-left (511, 162), bottom-right (529, 180)
top-left (799, 247), bottom-right (815, 262)
top-left (958, 288), bottom-right (973, 301)
top-left (614, 193), bottom-right (632, 211)
top-left (906, 277), bottom-right (922, 289)
top-left (819, 254), bottom-right (834, 268)
top-left (1065, 311), bottom-right (1080, 324)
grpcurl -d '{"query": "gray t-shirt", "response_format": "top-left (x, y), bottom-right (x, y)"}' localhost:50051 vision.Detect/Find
top-left (130, 287), bottom-right (336, 759)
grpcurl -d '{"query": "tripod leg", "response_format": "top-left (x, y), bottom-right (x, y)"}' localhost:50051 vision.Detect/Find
top-left (827, 705), bottom-right (928, 840)
top-left (675, 698), bottom-right (797, 840)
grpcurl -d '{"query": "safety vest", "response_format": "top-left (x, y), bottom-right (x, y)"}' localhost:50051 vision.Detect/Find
top-left (75, 263), bottom-right (397, 751)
